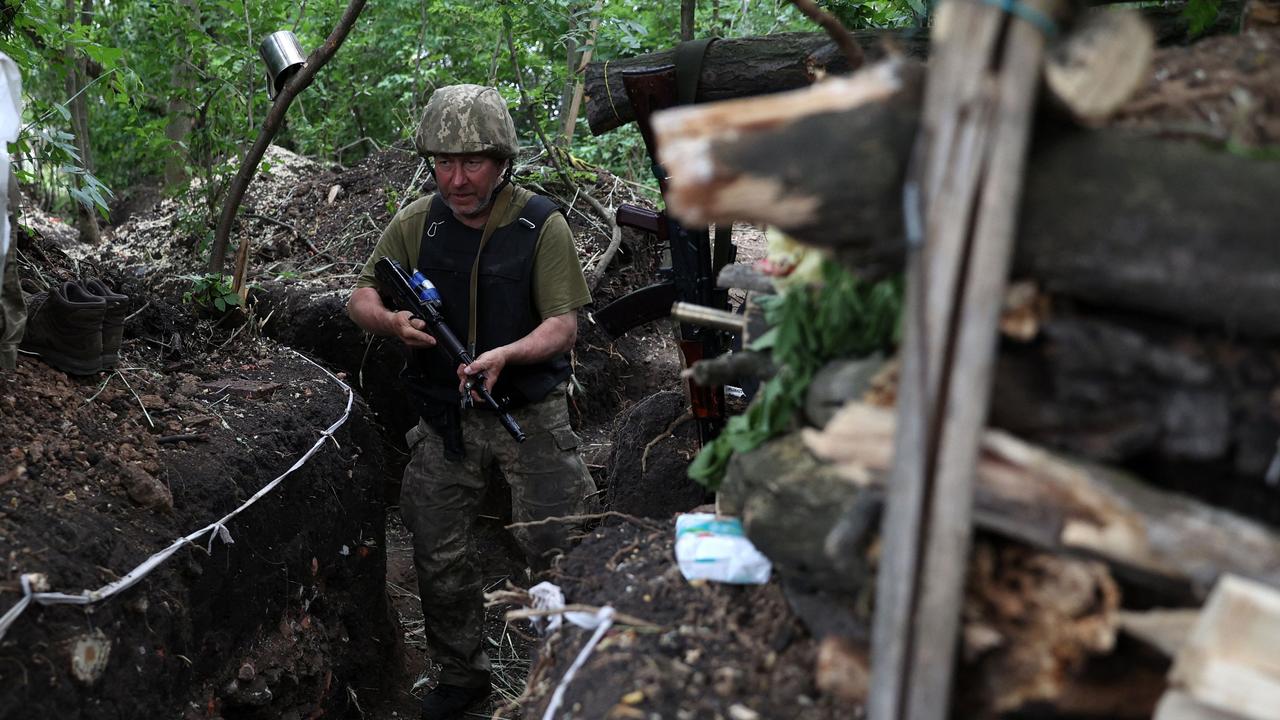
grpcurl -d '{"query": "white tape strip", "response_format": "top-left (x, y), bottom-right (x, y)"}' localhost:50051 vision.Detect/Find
top-left (0, 350), bottom-right (353, 641)
top-left (541, 605), bottom-right (615, 720)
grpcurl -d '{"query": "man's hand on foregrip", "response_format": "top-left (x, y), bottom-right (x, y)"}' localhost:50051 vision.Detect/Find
top-left (457, 347), bottom-right (507, 400)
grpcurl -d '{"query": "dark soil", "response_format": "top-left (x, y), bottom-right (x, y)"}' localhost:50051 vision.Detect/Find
top-left (521, 520), bottom-right (852, 720)
top-left (0, 342), bottom-right (397, 720)
top-left (604, 389), bottom-right (709, 519)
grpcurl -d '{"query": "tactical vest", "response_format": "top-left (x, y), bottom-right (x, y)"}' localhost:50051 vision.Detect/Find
top-left (401, 192), bottom-right (571, 409)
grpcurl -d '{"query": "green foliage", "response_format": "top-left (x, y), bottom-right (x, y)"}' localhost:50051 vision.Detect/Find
top-left (0, 4), bottom-right (127, 218)
top-left (688, 260), bottom-right (903, 489)
top-left (3, 0), bottom-right (923, 238)
top-left (181, 273), bottom-right (242, 314)
top-left (820, 0), bottom-right (926, 28)
top-left (1182, 0), bottom-right (1221, 36)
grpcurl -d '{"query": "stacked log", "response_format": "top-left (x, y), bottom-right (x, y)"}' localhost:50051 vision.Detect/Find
top-left (655, 13), bottom-right (1279, 716)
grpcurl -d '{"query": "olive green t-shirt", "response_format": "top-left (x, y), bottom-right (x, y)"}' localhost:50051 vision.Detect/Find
top-left (354, 186), bottom-right (591, 320)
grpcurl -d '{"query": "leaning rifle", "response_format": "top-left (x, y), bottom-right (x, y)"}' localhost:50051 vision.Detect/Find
top-left (374, 256), bottom-right (527, 443)
top-left (590, 52), bottom-right (734, 445)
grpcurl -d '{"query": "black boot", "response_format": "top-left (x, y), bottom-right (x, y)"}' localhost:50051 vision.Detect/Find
top-left (20, 281), bottom-right (105, 375)
top-left (420, 681), bottom-right (490, 720)
top-left (81, 278), bottom-right (128, 369)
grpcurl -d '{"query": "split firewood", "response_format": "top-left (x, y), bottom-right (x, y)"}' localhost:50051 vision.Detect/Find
top-left (1163, 575), bottom-right (1280, 720)
top-left (804, 402), bottom-right (1280, 598)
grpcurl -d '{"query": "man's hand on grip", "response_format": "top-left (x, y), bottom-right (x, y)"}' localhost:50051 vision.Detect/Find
top-left (393, 310), bottom-right (437, 349)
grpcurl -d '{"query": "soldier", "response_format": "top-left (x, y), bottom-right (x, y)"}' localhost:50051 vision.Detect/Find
top-left (347, 85), bottom-right (596, 719)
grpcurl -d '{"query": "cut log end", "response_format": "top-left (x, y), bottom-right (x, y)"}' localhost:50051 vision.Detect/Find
top-left (653, 58), bottom-right (920, 234)
top-left (1046, 9), bottom-right (1156, 123)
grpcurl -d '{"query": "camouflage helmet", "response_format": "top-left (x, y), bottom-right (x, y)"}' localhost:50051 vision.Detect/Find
top-left (414, 84), bottom-right (519, 160)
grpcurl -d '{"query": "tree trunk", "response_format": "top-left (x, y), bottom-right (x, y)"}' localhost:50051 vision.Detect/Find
top-left (164, 0), bottom-right (198, 187)
top-left (65, 0), bottom-right (99, 244)
top-left (562, 1), bottom-right (603, 146)
top-left (557, 15), bottom-right (579, 146)
top-left (681, 0), bottom-right (695, 41)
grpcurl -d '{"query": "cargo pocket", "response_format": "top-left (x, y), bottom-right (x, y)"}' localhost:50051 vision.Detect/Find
top-left (551, 426), bottom-right (580, 452)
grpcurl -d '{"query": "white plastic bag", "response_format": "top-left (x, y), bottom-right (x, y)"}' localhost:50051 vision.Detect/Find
top-left (675, 513), bottom-right (772, 584)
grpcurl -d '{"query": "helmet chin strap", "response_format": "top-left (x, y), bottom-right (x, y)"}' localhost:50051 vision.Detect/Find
top-left (489, 159), bottom-right (514, 203)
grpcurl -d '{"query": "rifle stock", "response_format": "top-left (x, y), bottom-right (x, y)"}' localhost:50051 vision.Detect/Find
top-left (616, 203), bottom-right (664, 235)
top-left (591, 281), bottom-right (679, 340)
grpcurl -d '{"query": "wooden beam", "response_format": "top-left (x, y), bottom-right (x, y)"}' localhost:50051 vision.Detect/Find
top-left (583, 31), bottom-right (928, 135)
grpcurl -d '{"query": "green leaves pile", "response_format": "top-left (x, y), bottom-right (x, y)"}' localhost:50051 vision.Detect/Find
top-left (688, 259), bottom-right (902, 489)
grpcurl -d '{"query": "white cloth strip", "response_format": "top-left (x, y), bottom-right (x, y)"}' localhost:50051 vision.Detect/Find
top-left (0, 350), bottom-right (353, 641)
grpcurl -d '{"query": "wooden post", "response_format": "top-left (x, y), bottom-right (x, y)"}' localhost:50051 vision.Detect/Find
top-left (868, 0), bottom-right (1068, 718)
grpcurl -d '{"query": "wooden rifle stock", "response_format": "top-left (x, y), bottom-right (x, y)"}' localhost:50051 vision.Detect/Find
top-left (616, 203), bottom-right (664, 235)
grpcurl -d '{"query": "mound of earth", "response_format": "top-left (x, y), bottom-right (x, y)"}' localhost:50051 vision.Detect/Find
top-left (518, 519), bottom-right (849, 720)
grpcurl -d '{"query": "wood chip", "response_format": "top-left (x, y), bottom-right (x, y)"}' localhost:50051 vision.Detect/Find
top-left (200, 379), bottom-right (282, 400)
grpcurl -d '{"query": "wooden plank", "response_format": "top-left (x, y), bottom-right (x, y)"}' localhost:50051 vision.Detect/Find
top-left (869, 0), bottom-right (1066, 716)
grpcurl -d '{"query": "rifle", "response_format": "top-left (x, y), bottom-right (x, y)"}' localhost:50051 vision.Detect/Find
top-left (590, 57), bottom-right (734, 445)
top-left (374, 256), bottom-right (527, 443)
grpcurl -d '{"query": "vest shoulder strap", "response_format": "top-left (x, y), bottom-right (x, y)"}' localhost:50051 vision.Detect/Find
top-left (518, 194), bottom-right (561, 233)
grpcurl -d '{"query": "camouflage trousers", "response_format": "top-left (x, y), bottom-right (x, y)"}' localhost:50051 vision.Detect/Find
top-left (399, 382), bottom-right (596, 688)
top-left (0, 237), bottom-right (24, 370)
